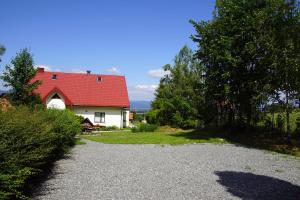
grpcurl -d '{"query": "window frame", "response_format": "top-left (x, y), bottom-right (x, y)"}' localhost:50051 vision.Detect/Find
top-left (52, 74), bottom-right (57, 80)
top-left (94, 112), bottom-right (105, 123)
top-left (51, 93), bottom-right (61, 99)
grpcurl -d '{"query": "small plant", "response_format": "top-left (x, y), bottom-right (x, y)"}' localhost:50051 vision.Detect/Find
top-left (131, 123), bottom-right (158, 133)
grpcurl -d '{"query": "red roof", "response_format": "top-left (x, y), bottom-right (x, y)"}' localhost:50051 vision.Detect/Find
top-left (32, 68), bottom-right (130, 108)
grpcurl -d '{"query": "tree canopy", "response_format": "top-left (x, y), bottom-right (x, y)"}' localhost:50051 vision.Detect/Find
top-left (0, 49), bottom-right (41, 105)
top-left (150, 0), bottom-right (300, 135)
top-left (148, 46), bottom-right (205, 128)
top-left (0, 45), bottom-right (5, 62)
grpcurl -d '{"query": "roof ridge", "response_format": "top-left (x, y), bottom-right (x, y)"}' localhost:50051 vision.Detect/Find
top-left (41, 71), bottom-right (125, 77)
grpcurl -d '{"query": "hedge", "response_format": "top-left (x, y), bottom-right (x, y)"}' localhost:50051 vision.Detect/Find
top-left (131, 123), bottom-right (158, 133)
top-left (0, 107), bottom-right (81, 199)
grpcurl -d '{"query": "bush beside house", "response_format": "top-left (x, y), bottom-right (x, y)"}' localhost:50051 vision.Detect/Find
top-left (131, 123), bottom-right (158, 133)
top-left (0, 107), bottom-right (81, 199)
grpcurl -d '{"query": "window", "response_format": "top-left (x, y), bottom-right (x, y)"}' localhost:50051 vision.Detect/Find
top-left (97, 76), bottom-right (102, 82)
top-left (52, 74), bottom-right (57, 80)
top-left (94, 112), bottom-right (105, 123)
top-left (51, 93), bottom-right (61, 99)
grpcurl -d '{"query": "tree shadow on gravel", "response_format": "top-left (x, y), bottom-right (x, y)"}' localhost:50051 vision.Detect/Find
top-left (26, 154), bottom-right (73, 198)
top-left (171, 129), bottom-right (225, 140)
top-left (215, 171), bottom-right (300, 200)
top-left (174, 129), bottom-right (300, 156)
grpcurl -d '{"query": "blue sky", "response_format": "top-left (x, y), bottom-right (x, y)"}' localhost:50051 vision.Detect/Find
top-left (0, 0), bottom-right (215, 100)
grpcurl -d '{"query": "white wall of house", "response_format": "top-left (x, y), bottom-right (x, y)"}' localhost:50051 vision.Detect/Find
top-left (71, 106), bottom-right (129, 128)
top-left (46, 94), bottom-right (66, 110)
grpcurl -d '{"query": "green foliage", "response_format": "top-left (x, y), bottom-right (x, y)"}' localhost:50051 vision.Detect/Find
top-left (276, 114), bottom-right (284, 132)
top-left (132, 112), bottom-right (145, 122)
top-left (263, 116), bottom-right (273, 132)
top-left (82, 129), bottom-right (226, 145)
top-left (295, 117), bottom-right (300, 136)
top-left (75, 115), bottom-right (85, 124)
top-left (100, 126), bottom-right (119, 131)
top-left (0, 107), bottom-right (80, 199)
top-left (75, 138), bottom-right (86, 145)
top-left (265, 103), bottom-right (286, 113)
top-left (0, 49), bottom-right (42, 106)
top-left (131, 123), bottom-right (158, 133)
top-left (146, 109), bottom-right (159, 124)
top-left (150, 45), bottom-right (205, 129)
top-left (265, 110), bottom-right (300, 133)
top-left (190, 0), bottom-right (300, 131)
top-left (0, 45), bottom-right (5, 62)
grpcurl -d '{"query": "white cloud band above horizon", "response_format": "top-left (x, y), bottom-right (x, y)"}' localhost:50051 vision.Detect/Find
top-left (128, 84), bottom-right (158, 101)
top-left (106, 67), bottom-right (120, 74)
top-left (35, 65), bottom-right (61, 72)
top-left (148, 68), bottom-right (170, 78)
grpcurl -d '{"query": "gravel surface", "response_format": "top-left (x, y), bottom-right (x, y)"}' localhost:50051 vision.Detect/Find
top-left (33, 140), bottom-right (300, 200)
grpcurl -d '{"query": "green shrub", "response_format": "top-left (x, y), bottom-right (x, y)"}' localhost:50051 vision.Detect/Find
top-left (264, 116), bottom-right (273, 132)
top-left (0, 107), bottom-right (80, 199)
top-left (276, 114), bottom-right (284, 132)
top-left (182, 119), bottom-right (204, 129)
top-left (295, 117), bottom-right (300, 136)
top-left (146, 109), bottom-right (159, 125)
top-left (131, 123), bottom-right (158, 133)
top-left (101, 126), bottom-right (118, 131)
top-left (75, 115), bottom-right (85, 124)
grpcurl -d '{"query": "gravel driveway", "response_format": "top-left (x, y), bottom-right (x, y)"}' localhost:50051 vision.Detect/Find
top-left (33, 140), bottom-right (300, 200)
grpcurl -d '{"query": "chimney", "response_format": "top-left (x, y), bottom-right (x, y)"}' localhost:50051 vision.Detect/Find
top-left (37, 67), bottom-right (44, 73)
top-left (87, 70), bottom-right (91, 75)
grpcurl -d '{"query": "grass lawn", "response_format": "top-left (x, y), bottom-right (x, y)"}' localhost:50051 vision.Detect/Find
top-left (75, 138), bottom-right (86, 145)
top-left (80, 130), bottom-right (227, 145)
top-left (80, 127), bottom-right (300, 157)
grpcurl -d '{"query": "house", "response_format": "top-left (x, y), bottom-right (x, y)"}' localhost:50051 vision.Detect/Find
top-left (32, 68), bottom-right (130, 128)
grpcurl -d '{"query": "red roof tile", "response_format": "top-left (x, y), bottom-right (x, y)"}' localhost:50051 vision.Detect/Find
top-left (32, 69), bottom-right (130, 108)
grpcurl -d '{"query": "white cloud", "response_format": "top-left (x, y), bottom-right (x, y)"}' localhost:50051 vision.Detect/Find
top-left (148, 69), bottom-right (170, 78)
top-left (134, 84), bottom-right (158, 92)
top-left (71, 68), bottom-right (86, 73)
top-left (128, 84), bottom-right (158, 101)
top-left (35, 64), bottom-right (51, 71)
top-left (35, 65), bottom-right (61, 72)
top-left (106, 67), bottom-right (120, 74)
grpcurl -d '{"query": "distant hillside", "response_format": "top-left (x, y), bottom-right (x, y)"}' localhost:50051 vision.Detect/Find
top-left (0, 90), bottom-right (8, 95)
top-left (130, 101), bottom-right (151, 111)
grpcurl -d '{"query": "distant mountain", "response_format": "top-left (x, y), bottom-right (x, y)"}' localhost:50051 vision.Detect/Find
top-left (0, 90), bottom-right (8, 95)
top-left (130, 101), bottom-right (151, 111)
top-left (0, 91), bottom-right (6, 97)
